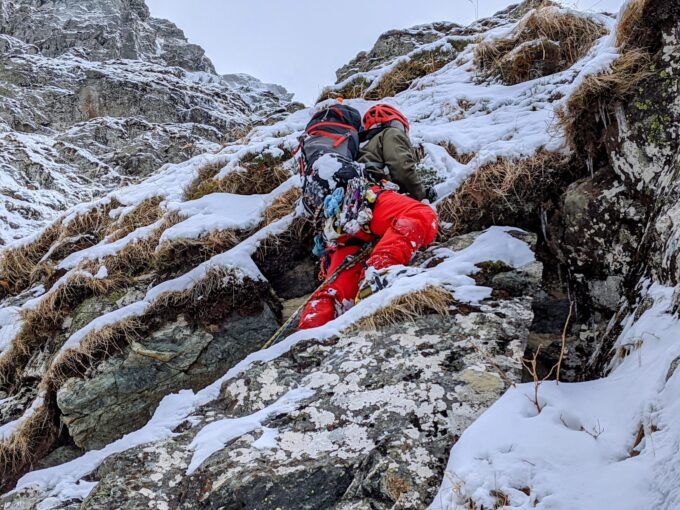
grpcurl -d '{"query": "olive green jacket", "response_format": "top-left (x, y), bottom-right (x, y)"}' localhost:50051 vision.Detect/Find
top-left (358, 127), bottom-right (426, 201)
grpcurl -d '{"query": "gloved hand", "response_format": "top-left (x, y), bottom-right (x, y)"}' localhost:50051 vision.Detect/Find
top-left (355, 267), bottom-right (389, 303)
top-left (424, 186), bottom-right (438, 204)
top-left (323, 188), bottom-right (344, 218)
top-left (312, 235), bottom-right (326, 258)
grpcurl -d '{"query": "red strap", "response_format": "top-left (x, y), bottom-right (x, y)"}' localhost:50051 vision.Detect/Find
top-left (291, 140), bottom-right (303, 157)
top-left (331, 107), bottom-right (345, 120)
top-left (308, 129), bottom-right (343, 141)
top-left (307, 121), bottom-right (357, 133)
top-left (333, 134), bottom-right (349, 148)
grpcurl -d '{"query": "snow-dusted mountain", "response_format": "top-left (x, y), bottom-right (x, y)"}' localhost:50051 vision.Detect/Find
top-left (0, 0), bottom-right (293, 246)
top-left (1, 0), bottom-right (679, 509)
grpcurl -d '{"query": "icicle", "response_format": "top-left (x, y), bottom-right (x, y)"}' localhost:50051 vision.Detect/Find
top-left (586, 154), bottom-right (594, 179)
top-left (540, 208), bottom-right (549, 241)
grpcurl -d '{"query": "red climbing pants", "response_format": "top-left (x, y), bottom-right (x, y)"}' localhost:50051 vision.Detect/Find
top-left (298, 190), bottom-right (439, 330)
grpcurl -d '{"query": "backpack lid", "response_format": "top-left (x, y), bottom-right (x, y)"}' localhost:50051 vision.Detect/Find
top-left (306, 104), bottom-right (362, 133)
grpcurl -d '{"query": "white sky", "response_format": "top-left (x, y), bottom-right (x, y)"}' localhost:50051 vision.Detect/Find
top-left (146, 0), bottom-right (625, 105)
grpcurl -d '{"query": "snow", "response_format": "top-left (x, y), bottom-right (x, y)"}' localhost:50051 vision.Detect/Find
top-left (161, 193), bottom-right (268, 242)
top-left (187, 387), bottom-right (315, 475)
top-left (0, 4), bottom-right (647, 508)
top-left (430, 283), bottom-right (680, 510)
top-left (0, 306), bottom-right (22, 354)
top-left (11, 226), bottom-right (535, 501)
top-left (0, 393), bottom-right (45, 441)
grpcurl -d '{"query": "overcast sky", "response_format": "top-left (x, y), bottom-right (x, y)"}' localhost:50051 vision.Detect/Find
top-left (146, 0), bottom-right (625, 105)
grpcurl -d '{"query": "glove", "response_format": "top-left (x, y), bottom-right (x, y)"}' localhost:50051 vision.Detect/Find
top-left (312, 235), bottom-right (326, 258)
top-left (323, 188), bottom-right (344, 218)
top-left (425, 187), bottom-right (438, 204)
top-left (355, 267), bottom-right (389, 303)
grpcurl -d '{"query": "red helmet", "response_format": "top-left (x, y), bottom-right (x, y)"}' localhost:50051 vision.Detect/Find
top-left (363, 104), bottom-right (410, 132)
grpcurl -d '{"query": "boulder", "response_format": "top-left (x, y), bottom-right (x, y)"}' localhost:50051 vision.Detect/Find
top-left (57, 307), bottom-right (279, 450)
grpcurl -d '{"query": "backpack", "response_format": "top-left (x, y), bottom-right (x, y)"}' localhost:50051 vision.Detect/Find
top-left (299, 104), bottom-right (364, 215)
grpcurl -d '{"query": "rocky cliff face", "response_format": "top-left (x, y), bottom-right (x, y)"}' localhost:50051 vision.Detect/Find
top-left (1, 0), bottom-right (679, 509)
top-left (0, 0), bottom-right (293, 245)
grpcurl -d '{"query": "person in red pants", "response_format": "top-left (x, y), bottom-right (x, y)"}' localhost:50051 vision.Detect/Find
top-left (298, 190), bottom-right (438, 329)
top-left (298, 103), bottom-right (438, 330)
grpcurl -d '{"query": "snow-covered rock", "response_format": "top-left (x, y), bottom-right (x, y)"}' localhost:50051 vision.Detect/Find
top-left (1, 0), bottom-right (680, 508)
top-left (0, 0), bottom-right (292, 245)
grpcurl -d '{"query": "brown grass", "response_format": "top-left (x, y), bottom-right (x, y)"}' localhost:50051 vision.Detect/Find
top-left (318, 48), bottom-right (457, 103)
top-left (442, 142), bottom-right (477, 165)
top-left (317, 77), bottom-right (372, 103)
top-left (0, 271), bottom-right (126, 390)
top-left (94, 212), bottom-right (184, 277)
top-left (260, 187), bottom-right (302, 227)
top-left (0, 223), bottom-right (62, 298)
top-left (0, 201), bottom-right (124, 299)
top-left (365, 48), bottom-right (457, 100)
top-left (184, 154), bottom-right (290, 201)
top-left (354, 286), bottom-right (454, 330)
top-left (475, 7), bottom-right (607, 84)
top-left (0, 404), bottom-right (58, 492)
top-left (557, 49), bottom-right (654, 154)
top-left (105, 197), bottom-right (164, 242)
top-left (437, 151), bottom-right (570, 235)
top-left (46, 317), bottom-right (143, 388)
top-left (616, 0), bottom-right (649, 49)
top-left (154, 229), bottom-right (241, 277)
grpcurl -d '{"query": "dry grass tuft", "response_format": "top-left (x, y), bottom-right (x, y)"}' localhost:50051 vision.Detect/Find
top-left (318, 48), bottom-right (458, 103)
top-left (616, 0), bottom-right (649, 49)
top-left (475, 7), bottom-right (607, 84)
top-left (255, 215), bottom-right (309, 260)
top-left (438, 151), bottom-right (570, 235)
top-left (442, 142), bottom-right (477, 165)
top-left (0, 271), bottom-right (126, 390)
top-left (317, 77), bottom-right (373, 103)
top-left (557, 49), bottom-right (654, 154)
top-left (182, 161), bottom-right (226, 201)
top-left (0, 201), bottom-right (124, 298)
top-left (260, 188), bottom-right (302, 227)
top-left (365, 48), bottom-right (457, 100)
top-left (154, 229), bottom-right (241, 277)
top-left (47, 317), bottom-right (143, 388)
top-left (95, 212), bottom-right (184, 277)
top-left (0, 404), bottom-right (58, 492)
top-left (354, 286), bottom-right (454, 330)
top-left (184, 154), bottom-right (290, 201)
top-left (0, 223), bottom-right (62, 298)
top-left (105, 197), bottom-right (164, 242)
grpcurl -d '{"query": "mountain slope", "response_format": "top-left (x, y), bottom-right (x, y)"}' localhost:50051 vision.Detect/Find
top-left (0, 0), bottom-right (293, 246)
top-left (1, 0), bottom-right (679, 508)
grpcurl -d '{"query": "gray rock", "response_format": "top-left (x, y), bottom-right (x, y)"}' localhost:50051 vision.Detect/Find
top-left (0, 1), bottom-right (292, 244)
top-left (57, 307), bottom-right (279, 450)
top-left (336, 22), bottom-right (459, 83)
top-left (84, 297), bottom-right (532, 509)
top-left (0, 0), bottom-right (214, 72)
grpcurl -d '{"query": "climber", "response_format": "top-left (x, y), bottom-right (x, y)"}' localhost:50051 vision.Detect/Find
top-left (358, 104), bottom-right (437, 203)
top-left (297, 102), bottom-right (439, 330)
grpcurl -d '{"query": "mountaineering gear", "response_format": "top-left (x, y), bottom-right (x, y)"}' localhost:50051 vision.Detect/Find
top-left (362, 104), bottom-right (411, 132)
top-left (298, 190), bottom-right (439, 330)
top-left (261, 243), bottom-right (375, 349)
top-left (358, 126), bottom-right (427, 201)
top-left (355, 266), bottom-right (390, 302)
top-left (299, 104), bottom-right (364, 216)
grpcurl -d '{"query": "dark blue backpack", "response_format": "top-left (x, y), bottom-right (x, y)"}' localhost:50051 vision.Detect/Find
top-left (300, 104), bottom-right (364, 216)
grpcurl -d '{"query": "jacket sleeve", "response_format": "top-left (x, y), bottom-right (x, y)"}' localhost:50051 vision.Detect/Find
top-left (382, 128), bottom-right (426, 201)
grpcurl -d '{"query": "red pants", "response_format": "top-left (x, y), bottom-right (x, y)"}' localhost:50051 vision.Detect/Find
top-left (298, 190), bottom-right (438, 330)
